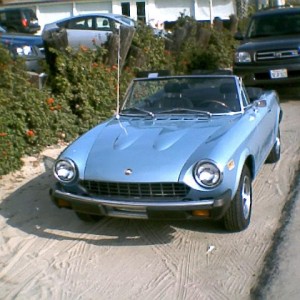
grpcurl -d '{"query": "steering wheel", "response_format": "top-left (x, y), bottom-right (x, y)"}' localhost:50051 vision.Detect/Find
top-left (201, 100), bottom-right (231, 112)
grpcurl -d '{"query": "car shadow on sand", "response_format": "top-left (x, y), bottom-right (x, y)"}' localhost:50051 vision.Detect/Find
top-left (0, 156), bottom-right (228, 247)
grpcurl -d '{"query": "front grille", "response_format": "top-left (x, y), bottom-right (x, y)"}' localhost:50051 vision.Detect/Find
top-left (256, 49), bottom-right (300, 61)
top-left (80, 181), bottom-right (190, 199)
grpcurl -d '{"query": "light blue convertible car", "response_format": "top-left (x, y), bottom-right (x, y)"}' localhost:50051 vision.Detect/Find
top-left (50, 72), bottom-right (282, 232)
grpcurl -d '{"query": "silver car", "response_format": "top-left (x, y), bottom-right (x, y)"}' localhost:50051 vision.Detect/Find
top-left (50, 73), bottom-right (282, 232)
top-left (43, 13), bottom-right (135, 48)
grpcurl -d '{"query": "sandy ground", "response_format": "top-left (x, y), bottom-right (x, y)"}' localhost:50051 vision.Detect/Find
top-left (253, 174), bottom-right (300, 299)
top-left (0, 100), bottom-right (299, 300)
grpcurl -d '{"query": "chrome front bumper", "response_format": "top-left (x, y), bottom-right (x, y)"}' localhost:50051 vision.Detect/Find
top-left (50, 187), bottom-right (232, 220)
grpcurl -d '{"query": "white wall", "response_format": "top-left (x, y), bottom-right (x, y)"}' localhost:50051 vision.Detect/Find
top-left (9, 0), bottom-right (236, 33)
top-left (75, 1), bottom-right (111, 14)
top-left (196, 0), bottom-right (236, 21)
top-left (37, 4), bottom-right (73, 32)
top-left (153, 0), bottom-right (194, 22)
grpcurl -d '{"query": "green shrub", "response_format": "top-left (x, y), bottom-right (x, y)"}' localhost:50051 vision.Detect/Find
top-left (49, 46), bottom-right (120, 134)
top-left (187, 28), bottom-right (238, 71)
top-left (0, 46), bottom-right (76, 175)
top-left (128, 24), bottom-right (175, 73)
top-left (169, 15), bottom-right (237, 73)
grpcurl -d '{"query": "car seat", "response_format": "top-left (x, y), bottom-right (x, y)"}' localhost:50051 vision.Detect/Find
top-left (219, 82), bottom-right (239, 112)
top-left (161, 82), bottom-right (193, 109)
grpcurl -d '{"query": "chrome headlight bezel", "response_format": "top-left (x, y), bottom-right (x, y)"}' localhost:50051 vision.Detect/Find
top-left (235, 51), bottom-right (252, 63)
top-left (54, 158), bottom-right (77, 183)
top-left (193, 161), bottom-right (222, 188)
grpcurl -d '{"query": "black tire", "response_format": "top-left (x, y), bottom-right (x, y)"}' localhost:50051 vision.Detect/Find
top-left (75, 212), bottom-right (102, 222)
top-left (223, 165), bottom-right (252, 232)
top-left (266, 129), bottom-right (281, 163)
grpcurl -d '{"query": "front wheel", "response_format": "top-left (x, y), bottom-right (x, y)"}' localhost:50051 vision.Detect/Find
top-left (223, 165), bottom-right (252, 232)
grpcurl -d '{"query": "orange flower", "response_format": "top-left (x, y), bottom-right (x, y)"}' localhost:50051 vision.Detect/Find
top-left (92, 62), bottom-right (99, 68)
top-left (0, 132), bottom-right (7, 137)
top-left (47, 97), bottom-right (55, 105)
top-left (111, 65), bottom-right (118, 71)
top-left (26, 130), bottom-right (35, 137)
top-left (80, 45), bottom-right (88, 52)
top-left (50, 107), bottom-right (55, 111)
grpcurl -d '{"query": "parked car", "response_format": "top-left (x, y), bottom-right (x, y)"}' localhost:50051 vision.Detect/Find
top-left (0, 32), bottom-right (44, 53)
top-left (0, 33), bottom-right (45, 73)
top-left (233, 6), bottom-right (300, 87)
top-left (43, 13), bottom-right (136, 48)
top-left (50, 72), bottom-right (282, 232)
top-left (0, 7), bottom-right (40, 34)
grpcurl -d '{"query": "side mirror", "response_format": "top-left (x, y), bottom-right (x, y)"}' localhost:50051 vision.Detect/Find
top-left (254, 99), bottom-right (267, 108)
top-left (234, 32), bottom-right (244, 41)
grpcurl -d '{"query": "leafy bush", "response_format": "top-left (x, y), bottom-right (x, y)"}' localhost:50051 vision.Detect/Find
top-left (0, 46), bottom-right (76, 175)
top-left (169, 15), bottom-right (237, 73)
top-left (127, 24), bottom-right (175, 73)
top-left (188, 28), bottom-right (238, 71)
top-left (49, 46), bottom-right (118, 134)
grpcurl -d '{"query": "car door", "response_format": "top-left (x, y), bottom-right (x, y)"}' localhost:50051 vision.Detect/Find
top-left (93, 16), bottom-right (114, 45)
top-left (65, 16), bottom-right (98, 48)
top-left (241, 85), bottom-right (276, 172)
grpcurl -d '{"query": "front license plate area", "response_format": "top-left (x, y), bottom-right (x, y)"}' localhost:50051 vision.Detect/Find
top-left (270, 69), bottom-right (288, 79)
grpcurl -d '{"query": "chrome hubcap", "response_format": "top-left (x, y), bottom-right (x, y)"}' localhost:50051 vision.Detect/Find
top-left (275, 136), bottom-right (281, 155)
top-left (242, 176), bottom-right (251, 219)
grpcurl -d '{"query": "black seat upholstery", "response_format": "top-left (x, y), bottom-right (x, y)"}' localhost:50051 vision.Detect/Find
top-left (161, 83), bottom-right (193, 109)
top-left (219, 82), bottom-right (239, 111)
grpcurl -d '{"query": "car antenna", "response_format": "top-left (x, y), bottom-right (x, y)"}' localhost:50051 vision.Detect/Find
top-left (115, 23), bottom-right (121, 119)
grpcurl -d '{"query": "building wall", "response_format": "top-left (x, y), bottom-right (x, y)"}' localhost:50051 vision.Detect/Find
top-left (0, 0), bottom-right (237, 32)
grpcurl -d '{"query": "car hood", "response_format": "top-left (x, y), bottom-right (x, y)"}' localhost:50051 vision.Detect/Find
top-left (76, 116), bottom-right (240, 182)
top-left (238, 35), bottom-right (300, 52)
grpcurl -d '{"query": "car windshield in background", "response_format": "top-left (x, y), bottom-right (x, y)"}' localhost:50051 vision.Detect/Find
top-left (113, 15), bottom-right (136, 26)
top-left (121, 76), bottom-right (241, 115)
top-left (247, 12), bottom-right (300, 38)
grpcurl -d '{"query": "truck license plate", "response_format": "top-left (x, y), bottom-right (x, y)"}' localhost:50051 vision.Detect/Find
top-left (270, 69), bottom-right (288, 79)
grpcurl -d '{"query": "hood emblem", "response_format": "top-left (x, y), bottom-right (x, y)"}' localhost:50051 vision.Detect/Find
top-left (125, 168), bottom-right (133, 176)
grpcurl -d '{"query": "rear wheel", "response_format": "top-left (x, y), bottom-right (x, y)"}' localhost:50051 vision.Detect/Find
top-left (266, 129), bottom-right (281, 163)
top-left (223, 165), bottom-right (252, 232)
top-left (75, 212), bottom-right (102, 222)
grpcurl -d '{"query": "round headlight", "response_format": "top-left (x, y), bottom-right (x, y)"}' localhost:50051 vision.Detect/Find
top-left (194, 161), bottom-right (222, 188)
top-left (235, 51), bottom-right (251, 63)
top-left (54, 159), bottom-right (76, 183)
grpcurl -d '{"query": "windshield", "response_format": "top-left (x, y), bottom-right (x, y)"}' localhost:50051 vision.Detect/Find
top-left (247, 12), bottom-right (300, 38)
top-left (113, 15), bottom-right (136, 26)
top-left (121, 76), bottom-right (241, 116)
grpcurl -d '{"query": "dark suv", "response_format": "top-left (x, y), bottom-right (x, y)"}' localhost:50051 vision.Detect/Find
top-left (233, 7), bottom-right (300, 87)
top-left (0, 7), bottom-right (40, 34)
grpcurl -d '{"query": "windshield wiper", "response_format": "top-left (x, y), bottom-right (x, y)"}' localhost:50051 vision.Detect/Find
top-left (120, 107), bottom-right (155, 118)
top-left (158, 108), bottom-right (212, 117)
